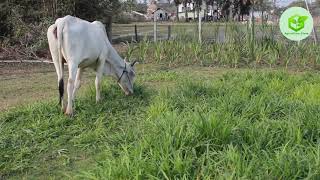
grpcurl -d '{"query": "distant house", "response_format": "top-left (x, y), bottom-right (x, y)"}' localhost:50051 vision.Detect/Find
top-left (148, 8), bottom-right (170, 21)
top-left (252, 11), bottom-right (270, 22)
top-left (157, 3), bottom-right (176, 20)
top-left (146, 0), bottom-right (175, 21)
top-left (177, 1), bottom-right (219, 21)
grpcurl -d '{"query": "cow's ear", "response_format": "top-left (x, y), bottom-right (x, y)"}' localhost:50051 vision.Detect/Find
top-left (130, 60), bottom-right (138, 67)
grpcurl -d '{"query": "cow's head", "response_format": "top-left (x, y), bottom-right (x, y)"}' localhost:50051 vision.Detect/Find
top-left (103, 59), bottom-right (137, 95)
top-left (117, 60), bottom-right (137, 96)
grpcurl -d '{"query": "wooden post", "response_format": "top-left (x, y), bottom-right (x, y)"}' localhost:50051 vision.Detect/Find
top-left (154, 12), bottom-right (157, 42)
top-left (198, 10), bottom-right (202, 43)
top-left (167, 25), bottom-right (171, 40)
top-left (134, 24), bottom-right (138, 42)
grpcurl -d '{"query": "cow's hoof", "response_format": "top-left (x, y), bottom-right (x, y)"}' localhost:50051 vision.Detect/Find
top-left (65, 109), bottom-right (74, 117)
top-left (65, 112), bottom-right (74, 117)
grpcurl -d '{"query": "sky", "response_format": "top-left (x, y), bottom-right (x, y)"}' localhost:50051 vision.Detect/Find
top-left (277, 0), bottom-right (299, 7)
top-left (276, 0), bottom-right (315, 7)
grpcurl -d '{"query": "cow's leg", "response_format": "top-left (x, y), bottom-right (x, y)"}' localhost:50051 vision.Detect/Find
top-left (47, 24), bottom-right (64, 111)
top-left (95, 61), bottom-right (104, 103)
top-left (72, 68), bottom-right (83, 100)
top-left (65, 63), bottom-right (77, 116)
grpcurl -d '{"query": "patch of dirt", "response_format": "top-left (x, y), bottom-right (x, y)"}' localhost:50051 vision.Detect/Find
top-left (0, 62), bottom-right (55, 76)
top-left (0, 62), bottom-right (96, 112)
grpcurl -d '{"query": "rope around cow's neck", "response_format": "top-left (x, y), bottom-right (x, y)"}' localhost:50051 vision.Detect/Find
top-left (117, 63), bottom-right (131, 85)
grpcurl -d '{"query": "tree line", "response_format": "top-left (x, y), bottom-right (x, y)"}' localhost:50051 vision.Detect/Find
top-left (0, 0), bottom-right (123, 41)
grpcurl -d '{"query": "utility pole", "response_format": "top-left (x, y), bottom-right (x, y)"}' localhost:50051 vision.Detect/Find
top-left (199, 9), bottom-right (202, 43)
top-left (153, 10), bottom-right (157, 42)
top-left (304, 0), bottom-right (318, 44)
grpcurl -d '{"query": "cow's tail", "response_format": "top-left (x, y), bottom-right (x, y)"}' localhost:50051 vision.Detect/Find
top-left (56, 21), bottom-right (65, 106)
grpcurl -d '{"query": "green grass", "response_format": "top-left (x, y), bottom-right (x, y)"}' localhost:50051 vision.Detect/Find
top-left (1, 66), bottom-right (320, 179)
top-left (129, 39), bottom-right (320, 69)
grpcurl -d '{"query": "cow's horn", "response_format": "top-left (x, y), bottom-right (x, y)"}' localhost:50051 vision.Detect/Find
top-left (130, 60), bottom-right (138, 67)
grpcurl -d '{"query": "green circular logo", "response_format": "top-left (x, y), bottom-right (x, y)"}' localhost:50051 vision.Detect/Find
top-left (279, 7), bottom-right (313, 41)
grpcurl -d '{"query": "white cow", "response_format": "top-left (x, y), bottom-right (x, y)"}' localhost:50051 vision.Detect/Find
top-left (47, 15), bottom-right (136, 116)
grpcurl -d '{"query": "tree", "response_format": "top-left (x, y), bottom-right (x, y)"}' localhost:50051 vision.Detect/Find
top-left (174, 0), bottom-right (182, 21)
top-left (74, 0), bottom-right (121, 41)
top-left (184, 0), bottom-right (192, 22)
top-left (193, 0), bottom-right (202, 19)
top-left (221, 0), bottom-right (231, 20)
top-left (239, 0), bottom-right (252, 21)
top-left (203, 0), bottom-right (211, 21)
top-left (0, 2), bottom-right (9, 37)
top-left (254, 0), bottom-right (272, 22)
top-left (217, 0), bottom-right (252, 21)
top-left (1, 0), bottom-right (122, 42)
top-left (122, 0), bottom-right (137, 13)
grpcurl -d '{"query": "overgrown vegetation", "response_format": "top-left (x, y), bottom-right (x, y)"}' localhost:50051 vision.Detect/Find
top-left (1, 66), bottom-right (320, 178)
top-left (0, 0), bottom-right (128, 58)
top-left (127, 23), bottom-right (320, 69)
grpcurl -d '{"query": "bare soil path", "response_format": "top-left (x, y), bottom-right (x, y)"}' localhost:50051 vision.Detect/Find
top-left (0, 62), bottom-right (95, 111)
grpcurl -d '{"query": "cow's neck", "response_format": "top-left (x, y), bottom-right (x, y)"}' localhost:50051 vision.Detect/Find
top-left (106, 47), bottom-right (127, 78)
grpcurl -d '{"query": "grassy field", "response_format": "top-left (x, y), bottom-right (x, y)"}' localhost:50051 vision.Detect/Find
top-left (1, 63), bottom-right (320, 179)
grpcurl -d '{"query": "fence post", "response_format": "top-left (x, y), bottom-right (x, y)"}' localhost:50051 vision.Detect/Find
top-left (198, 11), bottom-right (202, 43)
top-left (134, 24), bottom-right (138, 42)
top-left (250, 4), bottom-right (255, 62)
top-left (167, 25), bottom-right (171, 40)
top-left (154, 12), bottom-right (157, 42)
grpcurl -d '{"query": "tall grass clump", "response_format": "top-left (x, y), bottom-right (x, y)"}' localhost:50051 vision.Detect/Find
top-left (136, 38), bottom-right (150, 63)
